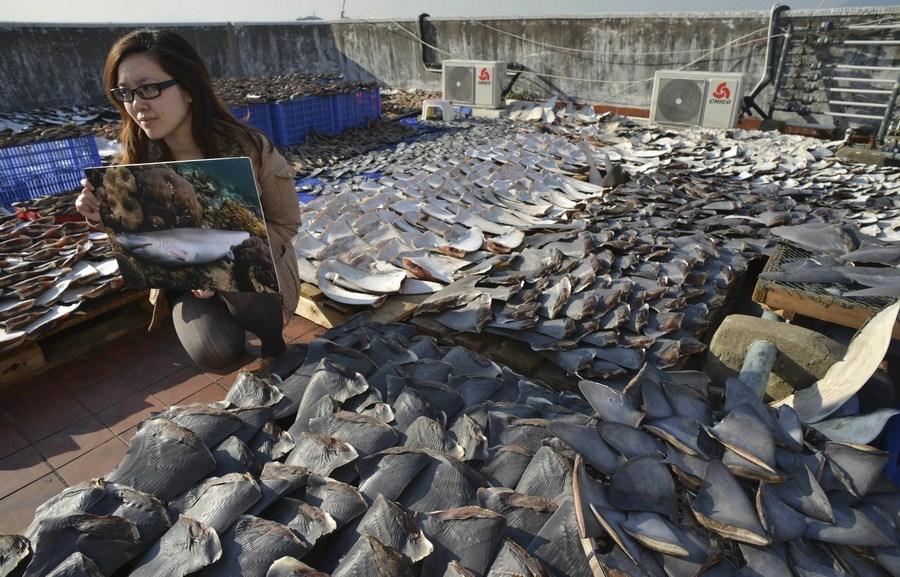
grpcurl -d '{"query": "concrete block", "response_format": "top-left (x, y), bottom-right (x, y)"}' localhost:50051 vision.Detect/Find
top-left (705, 315), bottom-right (846, 401)
top-left (835, 146), bottom-right (889, 167)
top-left (471, 107), bottom-right (506, 119)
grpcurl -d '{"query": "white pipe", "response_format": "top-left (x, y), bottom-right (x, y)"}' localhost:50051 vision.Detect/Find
top-left (826, 87), bottom-right (893, 94)
top-left (836, 64), bottom-right (900, 71)
top-left (828, 111), bottom-right (887, 119)
top-left (828, 100), bottom-right (889, 108)
top-left (828, 76), bottom-right (898, 84)
top-left (843, 40), bottom-right (900, 45)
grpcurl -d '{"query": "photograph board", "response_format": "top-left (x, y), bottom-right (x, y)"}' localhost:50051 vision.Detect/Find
top-left (85, 157), bottom-right (279, 294)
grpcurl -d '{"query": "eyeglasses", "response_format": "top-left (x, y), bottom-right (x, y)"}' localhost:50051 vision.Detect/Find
top-left (110, 79), bottom-right (178, 103)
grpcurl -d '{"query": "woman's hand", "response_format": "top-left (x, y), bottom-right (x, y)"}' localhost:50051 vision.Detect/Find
top-left (76, 179), bottom-right (102, 226)
top-left (192, 290), bottom-right (216, 299)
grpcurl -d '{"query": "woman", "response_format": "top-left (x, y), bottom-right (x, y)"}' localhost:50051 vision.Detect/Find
top-left (77, 29), bottom-right (301, 370)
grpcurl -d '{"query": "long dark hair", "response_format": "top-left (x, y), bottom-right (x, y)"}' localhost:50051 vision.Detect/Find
top-left (104, 29), bottom-right (267, 164)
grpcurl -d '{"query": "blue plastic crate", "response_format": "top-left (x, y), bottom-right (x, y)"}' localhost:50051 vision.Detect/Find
top-left (333, 88), bottom-right (382, 132)
top-left (0, 176), bottom-right (20, 208)
top-left (0, 135), bottom-right (101, 206)
top-left (229, 103), bottom-right (274, 139)
top-left (270, 96), bottom-right (336, 147)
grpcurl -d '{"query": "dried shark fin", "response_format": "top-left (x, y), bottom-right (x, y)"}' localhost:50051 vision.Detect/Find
top-left (691, 460), bottom-right (770, 546)
top-left (772, 300), bottom-right (900, 423)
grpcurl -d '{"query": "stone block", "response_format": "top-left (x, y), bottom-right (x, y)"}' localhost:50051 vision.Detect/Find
top-left (705, 315), bottom-right (846, 401)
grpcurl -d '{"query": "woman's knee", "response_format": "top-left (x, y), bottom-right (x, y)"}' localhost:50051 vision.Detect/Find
top-left (171, 293), bottom-right (245, 369)
top-left (183, 336), bottom-right (243, 369)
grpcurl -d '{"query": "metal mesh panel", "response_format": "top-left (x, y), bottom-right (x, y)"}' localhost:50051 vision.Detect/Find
top-left (760, 243), bottom-right (894, 309)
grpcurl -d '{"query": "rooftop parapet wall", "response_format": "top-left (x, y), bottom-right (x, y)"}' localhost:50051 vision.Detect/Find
top-left (1, 7), bottom-right (897, 113)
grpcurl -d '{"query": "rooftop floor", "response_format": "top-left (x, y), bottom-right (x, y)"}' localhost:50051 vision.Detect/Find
top-left (0, 313), bottom-right (325, 535)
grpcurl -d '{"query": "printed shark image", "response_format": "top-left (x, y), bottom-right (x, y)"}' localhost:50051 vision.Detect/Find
top-left (117, 228), bottom-right (251, 266)
top-left (86, 157), bottom-right (278, 293)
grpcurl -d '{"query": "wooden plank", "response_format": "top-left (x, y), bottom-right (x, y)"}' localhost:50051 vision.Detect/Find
top-left (0, 343), bottom-right (46, 386)
top-left (295, 283), bottom-right (346, 328)
top-left (370, 293), bottom-right (429, 324)
top-left (0, 299), bottom-right (150, 389)
top-left (300, 283), bottom-right (323, 300)
top-left (751, 279), bottom-right (771, 306)
top-left (0, 289), bottom-right (148, 387)
top-left (41, 303), bottom-right (149, 371)
top-left (300, 283), bottom-right (357, 316)
top-left (766, 307), bottom-right (796, 321)
top-left (42, 289), bottom-right (149, 338)
top-left (754, 244), bottom-right (898, 337)
top-left (589, 103), bottom-right (760, 127)
top-left (294, 282), bottom-right (431, 328)
top-left (591, 103), bottom-right (650, 118)
top-left (754, 283), bottom-right (900, 339)
top-left (295, 297), bottom-right (345, 330)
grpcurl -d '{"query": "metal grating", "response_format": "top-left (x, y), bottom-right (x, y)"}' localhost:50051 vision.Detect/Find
top-left (759, 243), bottom-right (895, 310)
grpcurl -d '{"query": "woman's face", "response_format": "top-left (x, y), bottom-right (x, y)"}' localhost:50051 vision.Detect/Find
top-left (117, 53), bottom-right (193, 144)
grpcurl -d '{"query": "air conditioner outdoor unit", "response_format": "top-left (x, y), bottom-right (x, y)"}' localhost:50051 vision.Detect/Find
top-left (650, 70), bottom-right (744, 129)
top-left (442, 60), bottom-right (506, 109)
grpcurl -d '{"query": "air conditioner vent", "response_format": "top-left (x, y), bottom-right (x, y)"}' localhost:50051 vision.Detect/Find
top-left (444, 66), bottom-right (475, 103)
top-left (657, 78), bottom-right (705, 125)
top-left (441, 60), bottom-right (506, 109)
top-left (650, 71), bottom-right (744, 129)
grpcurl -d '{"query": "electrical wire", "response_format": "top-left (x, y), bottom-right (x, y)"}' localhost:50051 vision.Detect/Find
top-left (520, 28), bottom-right (773, 87)
top-left (472, 19), bottom-right (759, 57)
top-left (390, 21), bottom-right (453, 57)
top-left (605, 28), bottom-right (776, 100)
top-left (513, 70), bottom-right (647, 84)
top-left (850, 14), bottom-right (900, 28)
top-left (390, 19), bottom-right (773, 91)
top-left (394, 17), bottom-right (639, 83)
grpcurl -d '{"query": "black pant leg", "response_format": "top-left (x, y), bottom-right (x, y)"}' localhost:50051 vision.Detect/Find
top-left (218, 292), bottom-right (287, 358)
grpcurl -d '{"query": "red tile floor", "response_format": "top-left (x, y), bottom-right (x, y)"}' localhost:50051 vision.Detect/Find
top-left (0, 314), bottom-right (325, 535)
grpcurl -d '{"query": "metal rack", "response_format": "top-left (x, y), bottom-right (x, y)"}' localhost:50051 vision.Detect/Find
top-left (747, 6), bottom-right (899, 145)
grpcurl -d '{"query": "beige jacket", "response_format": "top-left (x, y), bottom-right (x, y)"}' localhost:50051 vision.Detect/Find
top-left (148, 128), bottom-right (301, 329)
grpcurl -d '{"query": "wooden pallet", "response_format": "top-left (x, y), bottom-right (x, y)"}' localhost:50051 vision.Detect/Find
top-left (752, 244), bottom-right (900, 339)
top-left (0, 290), bottom-right (151, 389)
top-left (753, 282), bottom-right (900, 339)
top-left (294, 282), bottom-right (430, 328)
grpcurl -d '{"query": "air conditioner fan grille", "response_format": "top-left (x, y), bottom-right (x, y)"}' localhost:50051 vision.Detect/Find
top-left (657, 78), bottom-right (704, 124)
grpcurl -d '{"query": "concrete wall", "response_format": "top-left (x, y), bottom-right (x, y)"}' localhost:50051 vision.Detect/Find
top-left (1, 6), bottom-right (897, 113)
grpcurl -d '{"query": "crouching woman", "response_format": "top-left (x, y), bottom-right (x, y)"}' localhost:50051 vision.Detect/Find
top-left (77, 29), bottom-right (300, 370)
